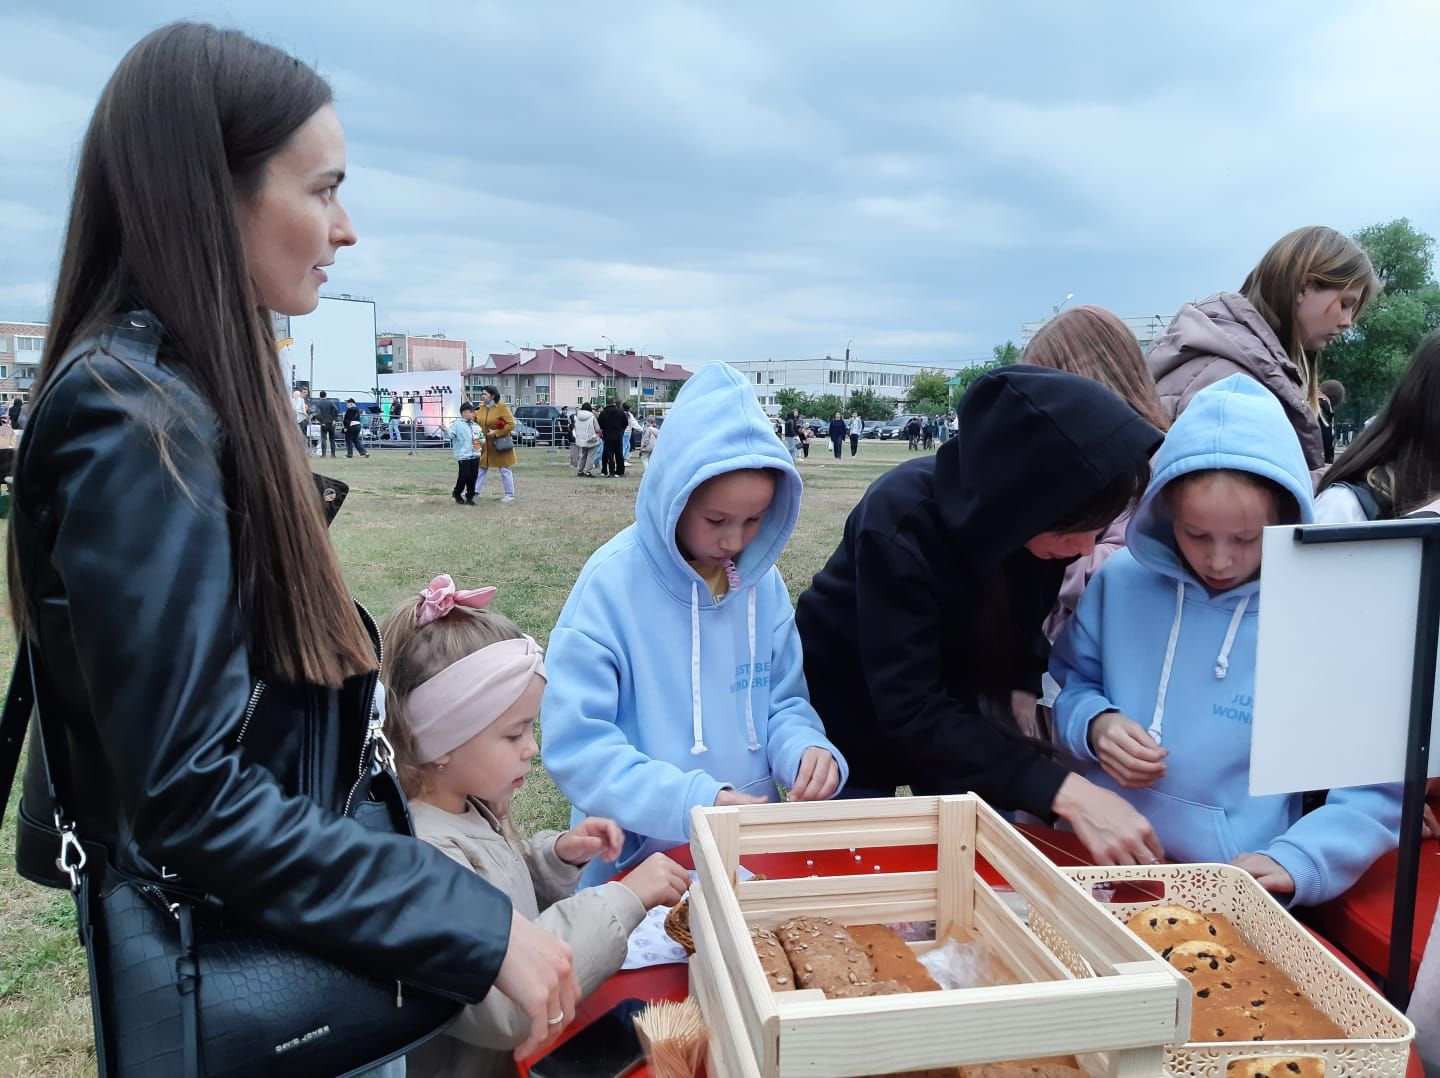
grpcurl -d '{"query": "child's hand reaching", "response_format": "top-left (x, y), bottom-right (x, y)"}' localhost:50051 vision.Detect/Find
top-left (1089, 711), bottom-right (1168, 788)
top-left (1233, 852), bottom-right (1295, 894)
top-left (555, 817), bottom-right (624, 866)
top-left (789, 747), bottom-right (841, 801)
top-left (620, 853), bottom-right (691, 909)
top-left (715, 788), bottom-right (770, 807)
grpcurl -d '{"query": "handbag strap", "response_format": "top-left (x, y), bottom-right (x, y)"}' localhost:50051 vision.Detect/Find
top-left (0, 646), bottom-right (32, 831)
top-left (0, 638), bottom-right (88, 890)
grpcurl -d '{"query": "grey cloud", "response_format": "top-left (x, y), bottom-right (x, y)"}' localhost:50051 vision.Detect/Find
top-left (3, 0), bottom-right (1439, 368)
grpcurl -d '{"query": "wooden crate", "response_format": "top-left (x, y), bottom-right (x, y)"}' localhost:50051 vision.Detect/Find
top-left (1037, 864), bottom-right (1416, 1077)
top-left (687, 795), bottom-right (1190, 1077)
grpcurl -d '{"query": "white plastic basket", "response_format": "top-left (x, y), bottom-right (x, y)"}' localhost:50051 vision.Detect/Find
top-left (1029, 863), bottom-right (1415, 1077)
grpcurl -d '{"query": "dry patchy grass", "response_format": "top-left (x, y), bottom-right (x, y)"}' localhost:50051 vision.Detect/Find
top-left (0, 436), bottom-right (924, 1074)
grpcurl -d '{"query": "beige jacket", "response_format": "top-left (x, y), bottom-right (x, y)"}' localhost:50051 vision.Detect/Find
top-left (405, 799), bottom-right (647, 1078)
top-left (1147, 292), bottom-right (1326, 480)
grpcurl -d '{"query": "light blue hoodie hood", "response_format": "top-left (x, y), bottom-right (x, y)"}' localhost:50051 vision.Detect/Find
top-left (1052, 376), bottom-right (1400, 906)
top-left (635, 363), bottom-right (803, 603)
top-left (542, 363), bottom-right (846, 886)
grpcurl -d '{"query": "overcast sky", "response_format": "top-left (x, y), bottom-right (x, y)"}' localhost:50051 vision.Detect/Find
top-left (4, 2), bottom-right (1439, 368)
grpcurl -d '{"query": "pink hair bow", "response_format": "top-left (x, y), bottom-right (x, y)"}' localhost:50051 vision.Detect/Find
top-left (416, 575), bottom-right (497, 627)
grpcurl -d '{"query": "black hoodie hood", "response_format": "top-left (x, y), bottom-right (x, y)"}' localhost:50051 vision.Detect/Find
top-left (934, 365), bottom-right (1163, 570)
top-left (794, 365), bottom-right (1162, 809)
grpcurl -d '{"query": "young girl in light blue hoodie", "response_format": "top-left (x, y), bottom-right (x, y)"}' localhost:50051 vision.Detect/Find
top-left (1051, 374), bottom-right (1400, 906)
top-left (542, 363), bottom-right (848, 887)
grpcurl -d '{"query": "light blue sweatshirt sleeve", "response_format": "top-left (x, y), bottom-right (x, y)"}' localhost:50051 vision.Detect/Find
top-left (541, 624), bottom-right (728, 844)
top-left (759, 573), bottom-right (849, 792)
top-left (1049, 578), bottom-right (1117, 765)
top-left (1261, 783), bottom-right (1402, 907)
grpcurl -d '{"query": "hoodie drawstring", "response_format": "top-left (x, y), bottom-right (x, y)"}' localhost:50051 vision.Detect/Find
top-left (1215, 594), bottom-right (1250, 679)
top-left (1148, 581), bottom-right (1185, 745)
top-left (743, 588), bottom-right (760, 750)
top-left (690, 582), bottom-right (706, 755)
top-left (688, 580), bottom-right (762, 755)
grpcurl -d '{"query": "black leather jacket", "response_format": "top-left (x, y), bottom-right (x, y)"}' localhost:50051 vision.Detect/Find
top-left (13, 312), bottom-right (511, 1003)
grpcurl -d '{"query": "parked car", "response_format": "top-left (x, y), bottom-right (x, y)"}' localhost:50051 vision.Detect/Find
top-left (876, 419), bottom-right (908, 440)
top-left (513, 420), bottom-right (540, 448)
top-left (512, 405), bottom-right (561, 445)
top-left (802, 418), bottom-right (828, 438)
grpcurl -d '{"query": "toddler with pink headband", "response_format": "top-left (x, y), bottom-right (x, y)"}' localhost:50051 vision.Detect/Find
top-left (380, 575), bottom-right (689, 1078)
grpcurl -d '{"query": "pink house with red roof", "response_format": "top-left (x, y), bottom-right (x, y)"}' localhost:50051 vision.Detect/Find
top-left (463, 345), bottom-right (690, 408)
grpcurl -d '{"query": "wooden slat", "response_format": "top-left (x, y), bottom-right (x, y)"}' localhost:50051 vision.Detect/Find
top-left (936, 795), bottom-right (974, 940)
top-left (689, 947), bottom-right (764, 1078)
top-left (722, 795), bottom-right (945, 825)
top-left (736, 821), bottom-right (939, 854)
top-left (971, 881), bottom-right (1071, 985)
top-left (772, 971), bottom-right (1181, 1077)
top-left (735, 870), bottom-right (938, 925)
top-left (974, 802), bottom-right (1155, 973)
top-left (738, 870), bottom-right (938, 902)
top-left (708, 804), bottom-right (741, 888)
top-left (690, 824), bottom-right (781, 1074)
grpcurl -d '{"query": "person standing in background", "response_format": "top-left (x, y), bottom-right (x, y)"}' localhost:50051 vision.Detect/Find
top-left (343, 397), bottom-right (368, 458)
top-left (828, 412), bottom-right (847, 459)
top-left (292, 387), bottom-right (310, 441)
top-left (314, 390), bottom-right (339, 457)
top-left (847, 411), bottom-right (863, 456)
top-left (1318, 379), bottom-right (1345, 464)
top-left (475, 385), bottom-right (518, 502)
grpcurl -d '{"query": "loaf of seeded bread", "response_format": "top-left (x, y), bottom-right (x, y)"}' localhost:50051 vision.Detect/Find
top-left (749, 925), bottom-right (795, 991)
top-left (775, 916), bottom-right (874, 995)
top-left (848, 924), bottom-right (942, 992)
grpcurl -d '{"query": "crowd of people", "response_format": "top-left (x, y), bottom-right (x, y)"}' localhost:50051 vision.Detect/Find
top-left (7, 21), bottom-right (1440, 1078)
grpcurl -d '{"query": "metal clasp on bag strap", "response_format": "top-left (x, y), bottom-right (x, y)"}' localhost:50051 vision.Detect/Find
top-left (372, 717), bottom-right (397, 775)
top-left (53, 810), bottom-right (87, 892)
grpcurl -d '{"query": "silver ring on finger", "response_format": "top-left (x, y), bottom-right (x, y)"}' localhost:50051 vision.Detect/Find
top-left (548, 1012), bottom-right (565, 1026)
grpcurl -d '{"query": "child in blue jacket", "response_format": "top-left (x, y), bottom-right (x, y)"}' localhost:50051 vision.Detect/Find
top-left (447, 401), bottom-right (482, 505)
top-left (542, 363), bottom-right (848, 886)
top-left (1051, 375), bottom-right (1400, 906)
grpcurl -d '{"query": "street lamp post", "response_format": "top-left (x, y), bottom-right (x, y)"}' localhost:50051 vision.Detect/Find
top-left (1052, 292), bottom-right (1075, 317)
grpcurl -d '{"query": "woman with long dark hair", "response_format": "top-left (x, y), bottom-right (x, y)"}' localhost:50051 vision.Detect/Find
top-left (1314, 332), bottom-right (1440, 522)
top-left (1147, 225), bottom-right (1380, 478)
top-left (5, 23), bottom-right (574, 1074)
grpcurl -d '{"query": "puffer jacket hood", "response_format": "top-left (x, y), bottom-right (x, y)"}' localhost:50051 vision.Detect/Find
top-left (1147, 292), bottom-right (1324, 471)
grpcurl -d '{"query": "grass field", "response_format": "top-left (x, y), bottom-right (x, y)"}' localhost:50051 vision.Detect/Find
top-left (0, 436), bottom-right (925, 1076)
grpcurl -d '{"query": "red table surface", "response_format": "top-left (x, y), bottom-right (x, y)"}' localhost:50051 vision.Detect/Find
top-left (521, 825), bottom-right (1422, 1078)
top-left (1307, 834), bottom-right (1440, 990)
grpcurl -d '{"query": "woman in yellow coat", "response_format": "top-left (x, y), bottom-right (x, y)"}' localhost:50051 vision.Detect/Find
top-left (474, 386), bottom-right (518, 501)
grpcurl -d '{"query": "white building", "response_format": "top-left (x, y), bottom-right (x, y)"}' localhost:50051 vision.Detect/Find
top-left (1019, 314), bottom-right (1174, 354)
top-left (725, 356), bottom-right (960, 416)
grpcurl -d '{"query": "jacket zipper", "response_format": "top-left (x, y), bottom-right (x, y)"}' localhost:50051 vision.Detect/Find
top-left (234, 679), bottom-right (267, 745)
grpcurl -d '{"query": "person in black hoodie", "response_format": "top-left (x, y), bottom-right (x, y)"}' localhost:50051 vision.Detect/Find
top-left (795, 366), bottom-right (1166, 865)
top-left (343, 397), bottom-right (369, 457)
top-left (597, 399), bottom-right (628, 477)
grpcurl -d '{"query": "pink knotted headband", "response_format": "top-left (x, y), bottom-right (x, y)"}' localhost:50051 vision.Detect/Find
top-left (408, 635), bottom-right (547, 762)
top-left (416, 574), bottom-right (497, 628)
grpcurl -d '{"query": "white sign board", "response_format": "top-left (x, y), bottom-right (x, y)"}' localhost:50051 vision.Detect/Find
top-left (280, 296), bottom-right (378, 398)
top-left (1251, 523), bottom-right (1440, 795)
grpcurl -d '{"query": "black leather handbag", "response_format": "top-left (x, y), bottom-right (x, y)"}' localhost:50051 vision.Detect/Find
top-left (0, 643), bottom-right (462, 1077)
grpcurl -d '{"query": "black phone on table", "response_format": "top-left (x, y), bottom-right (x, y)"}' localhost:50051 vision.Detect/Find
top-left (527, 997), bottom-right (647, 1078)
